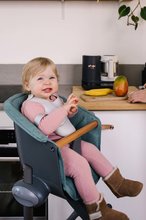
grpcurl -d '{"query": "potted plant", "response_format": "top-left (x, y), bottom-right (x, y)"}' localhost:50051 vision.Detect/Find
top-left (118, 0), bottom-right (146, 29)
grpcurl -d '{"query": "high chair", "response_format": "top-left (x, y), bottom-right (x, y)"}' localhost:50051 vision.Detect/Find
top-left (4, 93), bottom-right (113, 220)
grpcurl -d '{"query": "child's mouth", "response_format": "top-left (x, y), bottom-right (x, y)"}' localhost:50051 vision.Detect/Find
top-left (43, 88), bottom-right (52, 93)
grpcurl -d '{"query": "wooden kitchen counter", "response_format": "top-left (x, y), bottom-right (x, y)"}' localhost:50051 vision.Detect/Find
top-left (72, 86), bottom-right (146, 111)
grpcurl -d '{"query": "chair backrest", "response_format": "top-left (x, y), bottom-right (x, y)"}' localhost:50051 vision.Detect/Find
top-left (4, 93), bottom-right (49, 142)
top-left (4, 93), bottom-right (102, 200)
top-left (4, 93), bottom-right (68, 198)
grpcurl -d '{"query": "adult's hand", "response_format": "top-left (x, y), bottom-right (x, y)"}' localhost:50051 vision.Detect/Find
top-left (128, 89), bottom-right (146, 103)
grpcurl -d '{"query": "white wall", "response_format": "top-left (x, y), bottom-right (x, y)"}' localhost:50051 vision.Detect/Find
top-left (0, 1), bottom-right (145, 64)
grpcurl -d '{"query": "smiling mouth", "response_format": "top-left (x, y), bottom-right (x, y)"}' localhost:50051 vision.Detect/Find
top-left (43, 88), bottom-right (52, 93)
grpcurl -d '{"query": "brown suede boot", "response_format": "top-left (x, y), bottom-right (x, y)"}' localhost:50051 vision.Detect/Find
top-left (104, 167), bottom-right (143, 198)
top-left (86, 194), bottom-right (129, 220)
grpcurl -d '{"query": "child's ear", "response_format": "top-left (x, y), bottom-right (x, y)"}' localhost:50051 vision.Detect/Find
top-left (24, 81), bottom-right (30, 91)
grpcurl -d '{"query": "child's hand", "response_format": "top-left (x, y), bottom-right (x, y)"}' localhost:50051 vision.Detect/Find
top-left (68, 93), bottom-right (79, 114)
top-left (63, 93), bottom-right (79, 115)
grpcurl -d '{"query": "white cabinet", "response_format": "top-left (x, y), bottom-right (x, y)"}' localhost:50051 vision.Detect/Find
top-left (48, 195), bottom-right (81, 220)
top-left (0, 111), bottom-right (14, 128)
top-left (94, 110), bottom-right (146, 220)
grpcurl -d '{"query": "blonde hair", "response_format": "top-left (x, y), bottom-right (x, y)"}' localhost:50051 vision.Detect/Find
top-left (22, 57), bottom-right (59, 93)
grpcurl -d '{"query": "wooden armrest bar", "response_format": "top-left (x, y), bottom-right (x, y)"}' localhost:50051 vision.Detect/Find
top-left (56, 121), bottom-right (98, 148)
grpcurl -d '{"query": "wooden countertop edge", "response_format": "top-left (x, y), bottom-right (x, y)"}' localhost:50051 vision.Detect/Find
top-left (78, 101), bottom-right (146, 111)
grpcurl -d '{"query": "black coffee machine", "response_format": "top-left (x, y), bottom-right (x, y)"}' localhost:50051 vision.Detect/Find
top-left (82, 55), bottom-right (118, 90)
top-left (82, 55), bottom-right (101, 90)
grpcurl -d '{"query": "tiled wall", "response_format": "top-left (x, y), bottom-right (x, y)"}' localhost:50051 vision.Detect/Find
top-left (0, 64), bottom-right (144, 86)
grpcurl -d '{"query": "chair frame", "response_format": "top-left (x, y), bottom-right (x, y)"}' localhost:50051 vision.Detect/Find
top-left (4, 93), bottom-right (113, 220)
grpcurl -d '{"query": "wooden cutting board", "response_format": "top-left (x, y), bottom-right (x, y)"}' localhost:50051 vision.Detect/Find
top-left (80, 93), bottom-right (127, 102)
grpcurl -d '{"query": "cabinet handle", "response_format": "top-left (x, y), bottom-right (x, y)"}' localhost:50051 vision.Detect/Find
top-left (0, 157), bottom-right (19, 162)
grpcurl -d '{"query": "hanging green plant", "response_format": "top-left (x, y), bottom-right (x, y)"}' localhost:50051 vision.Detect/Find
top-left (118, 0), bottom-right (146, 30)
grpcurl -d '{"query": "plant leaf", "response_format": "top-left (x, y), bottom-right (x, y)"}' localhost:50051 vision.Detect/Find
top-left (140, 7), bottom-right (146, 20)
top-left (131, 15), bottom-right (139, 23)
top-left (118, 5), bottom-right (126, 14)
top-left (118, 5), bottom-right (130, 19)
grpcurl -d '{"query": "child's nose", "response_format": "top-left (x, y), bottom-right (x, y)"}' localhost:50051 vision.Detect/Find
top-left (44, 79), bottom-right (51, 84)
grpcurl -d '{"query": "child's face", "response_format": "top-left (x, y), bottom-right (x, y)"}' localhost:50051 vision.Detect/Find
top-left (25, 65), bottom-right (58, 99)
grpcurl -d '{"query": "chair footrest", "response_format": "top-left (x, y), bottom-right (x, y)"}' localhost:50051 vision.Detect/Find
top-left (12, 178), bottom-right (50, 207)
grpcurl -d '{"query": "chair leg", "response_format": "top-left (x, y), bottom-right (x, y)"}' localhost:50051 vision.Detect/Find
top-left (24, 206), bottom-right (33, 220)
top-left (23, 165), bottom-right (33, 220)
top-left (67, 211), bottom-right (78, 220)
top-left (66, 197), bottom-right (89, 220)
top-left (45, 199), bottom-right (48, 220)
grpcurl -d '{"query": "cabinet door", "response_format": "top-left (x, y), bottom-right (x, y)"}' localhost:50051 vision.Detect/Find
top-left (48, 194), bottom-right (82, 220)
top-left (94, 110), bottom-right (146, 220)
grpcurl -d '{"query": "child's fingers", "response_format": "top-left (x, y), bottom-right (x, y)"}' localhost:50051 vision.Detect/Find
top-left (67, 93), bottom-right (74, 101)
top-left (67, 93), bottom-right (78, 102)
top-left (69, 106), bottom-right (78, 114)
top-left (67, 97), bottom-right (78, 106)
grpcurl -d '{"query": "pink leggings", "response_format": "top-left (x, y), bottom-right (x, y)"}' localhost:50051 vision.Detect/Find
top-left (60, 141), bottom-right (113, 204)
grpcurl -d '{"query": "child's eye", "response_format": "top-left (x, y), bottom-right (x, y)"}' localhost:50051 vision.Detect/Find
top-left (50, 76), bottom-right (55, 79)
top-left (37, 77), bottom-right (43, 81)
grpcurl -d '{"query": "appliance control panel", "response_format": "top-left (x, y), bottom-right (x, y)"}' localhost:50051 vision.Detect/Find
top-left (0, 129), bottom-right (16, 145)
